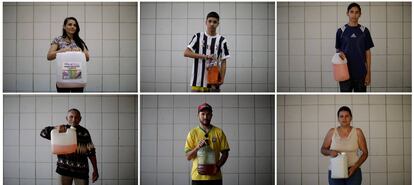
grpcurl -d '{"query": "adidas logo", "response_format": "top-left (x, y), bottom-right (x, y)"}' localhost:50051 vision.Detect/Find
top-left (351, 33), bottom-right (357, 38)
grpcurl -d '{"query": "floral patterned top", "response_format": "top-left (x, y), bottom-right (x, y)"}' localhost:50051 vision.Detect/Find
top-left (51, 36), bottom-right (81, 50)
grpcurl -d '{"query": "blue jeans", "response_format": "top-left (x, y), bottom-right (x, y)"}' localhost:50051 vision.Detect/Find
top-left (328, 168), bottom-right (362, 185)
top-left (339, 79), bottom-right (366, 92)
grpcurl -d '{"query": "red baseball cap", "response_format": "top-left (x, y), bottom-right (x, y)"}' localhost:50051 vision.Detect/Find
top-left (198, 103), bottom-right (213, 112)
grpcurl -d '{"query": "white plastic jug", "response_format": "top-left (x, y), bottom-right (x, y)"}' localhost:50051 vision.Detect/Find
top-left (330, 152), bottom-right (349, 179)
top-left (56, 51), bottom-right (87, 88)
top-left (51, 126), bottom-right (77, 155)
top-left (331, 53), bottom-right (350, 82)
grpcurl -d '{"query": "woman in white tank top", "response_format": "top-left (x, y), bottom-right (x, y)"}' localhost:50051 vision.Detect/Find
top-left (320, 106), bottom-right (368, 185)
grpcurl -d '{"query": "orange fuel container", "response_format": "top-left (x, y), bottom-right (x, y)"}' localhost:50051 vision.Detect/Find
top-left (207, 66), bottom-right (221, 85)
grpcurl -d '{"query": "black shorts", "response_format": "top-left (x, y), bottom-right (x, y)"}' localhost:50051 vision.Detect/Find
top-left (56, 84), bottom-right (84, 93)
top-left (192, 180), bottom-right (222, 185)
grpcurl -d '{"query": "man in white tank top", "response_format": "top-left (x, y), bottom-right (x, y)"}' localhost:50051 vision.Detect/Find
top-left (320, 106), bottom-right (368, 185)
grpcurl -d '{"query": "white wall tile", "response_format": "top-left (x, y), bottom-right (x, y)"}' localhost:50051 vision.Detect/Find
top-left (50, 5), bottom-right (67, 23)
top-left (101, 5), bottom-right (119, 22)
top-left (119, 4), bottom-right (136, 23)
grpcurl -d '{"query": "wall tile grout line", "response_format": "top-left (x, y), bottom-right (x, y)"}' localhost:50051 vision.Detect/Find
top-left (317, 95), bottom-right (320, 184)
top-left (32, 5), bottom-right (35, 92)
top-left (250, 3), bottom-right (253, 92)
top-left (100, 95), bottom-right (103, 184)
top-left (18, 95), bottom-right (21, 184)
top-left (172, 95), bottom-right (175, 185)
top-left (118, 3), bottom-right (121, 92)
top-left (156, 95), bottom-right (159, 185)
top-left (367, 95), bottom-right (371, 184)
top-left (34, 95), bottom-right (37, 182)
top-left (401, 4), bottom-right (405, 92)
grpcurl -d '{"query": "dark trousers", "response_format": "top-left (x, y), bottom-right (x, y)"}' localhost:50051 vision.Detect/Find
top-left (339, 79), bottom-right (366, 92)
top-left (56, 85), bottom-right (84, 93)
top-left (207, 84), bottom-right (221, 92)
top-left (192, 180), bottom-right (222, 185)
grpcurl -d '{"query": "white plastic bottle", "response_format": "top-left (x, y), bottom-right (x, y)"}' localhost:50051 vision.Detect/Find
top-left (51, 126), bottom-right (77, 155)
top-left (197, 138), bottom-right (216, 175)
top-left (330, 152), bottom-right (349, 179)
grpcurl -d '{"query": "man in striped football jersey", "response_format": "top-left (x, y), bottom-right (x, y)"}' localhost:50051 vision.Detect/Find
top-left (184, 11), bottom-right (231, 92)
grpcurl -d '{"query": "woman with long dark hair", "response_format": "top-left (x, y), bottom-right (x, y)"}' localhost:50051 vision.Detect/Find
top-left (47, 17), bottom-right (89, 92)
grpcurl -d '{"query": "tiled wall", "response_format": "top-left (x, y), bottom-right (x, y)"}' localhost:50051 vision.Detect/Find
top-left (277, 95), bottom-right (411, 185)
top-left (277, 2), bottom-right (411, 92)
top-left (140, 95), bottom-right (275, 185)
top-left (3, 95), bottom-right (138, 185)
top-left (140, 2), bottom-right (275, 92)
top-left (3, 2), bottom-right (137, 92)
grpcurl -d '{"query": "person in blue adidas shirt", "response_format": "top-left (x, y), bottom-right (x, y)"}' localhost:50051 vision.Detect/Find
top-left (336, 3), bottom-right (374, 92)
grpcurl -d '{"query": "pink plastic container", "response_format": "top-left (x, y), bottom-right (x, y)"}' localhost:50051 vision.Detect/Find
top-left (332, 53), bottom-right (350, 82)
top-left (332, 64), bottom-right (350, 81)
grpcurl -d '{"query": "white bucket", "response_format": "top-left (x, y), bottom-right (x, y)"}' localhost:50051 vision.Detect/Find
top-left (51, 126), bottom-right (77, 155)
top-left (330, 152), bottom-right (349, 179)
top-left (56, 51), bottom-right (87, 88)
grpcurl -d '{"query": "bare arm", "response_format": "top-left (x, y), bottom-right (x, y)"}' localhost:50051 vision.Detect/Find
top-left (47, 44), bottom-right (89, 61)
top-left (185, 139), bottom-right (207, 161)
top-left (320, 128), bottom-right (339, 157)
top-left (219, 60), bottom-right (227, 84)
top-left (217, 150), bottom-right (229, 168)
top-left (186, 146), bottom-right (200, 161)
top-left (88, 155), bottom-right (99, 182)
top-left (47, 44), bottom-right (70, 61)
top-left (365, 49), bottom-right (371, 86)
top-left (353, 128), bottom-right (368, 168)
top-left (347, 128), bottom-right (368, 177)
top-left (83, 48), bottom-right (90, 62)
top-left (184, 48), bottom-right (212, 60)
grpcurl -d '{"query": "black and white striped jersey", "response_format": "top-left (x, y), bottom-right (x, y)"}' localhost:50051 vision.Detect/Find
top-left (187, 32), bottom-right (230, 88)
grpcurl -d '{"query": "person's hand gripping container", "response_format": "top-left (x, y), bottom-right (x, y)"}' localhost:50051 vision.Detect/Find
top-left (197, 137), bottom-right (216, 175)
top-left (51, 126), bottom-right (77, 155)
top-left (332, 52), bottom-right (350, 82)
top-left (56, 51), bottom-right (87, 88)
top-left (330, 152), bottom-right (349, 179)
top-left (206, 54), bottom-right (222, 87)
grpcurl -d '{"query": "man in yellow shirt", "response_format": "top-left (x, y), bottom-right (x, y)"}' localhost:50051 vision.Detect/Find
top-left (185, 103), bottom-right (230, 185)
